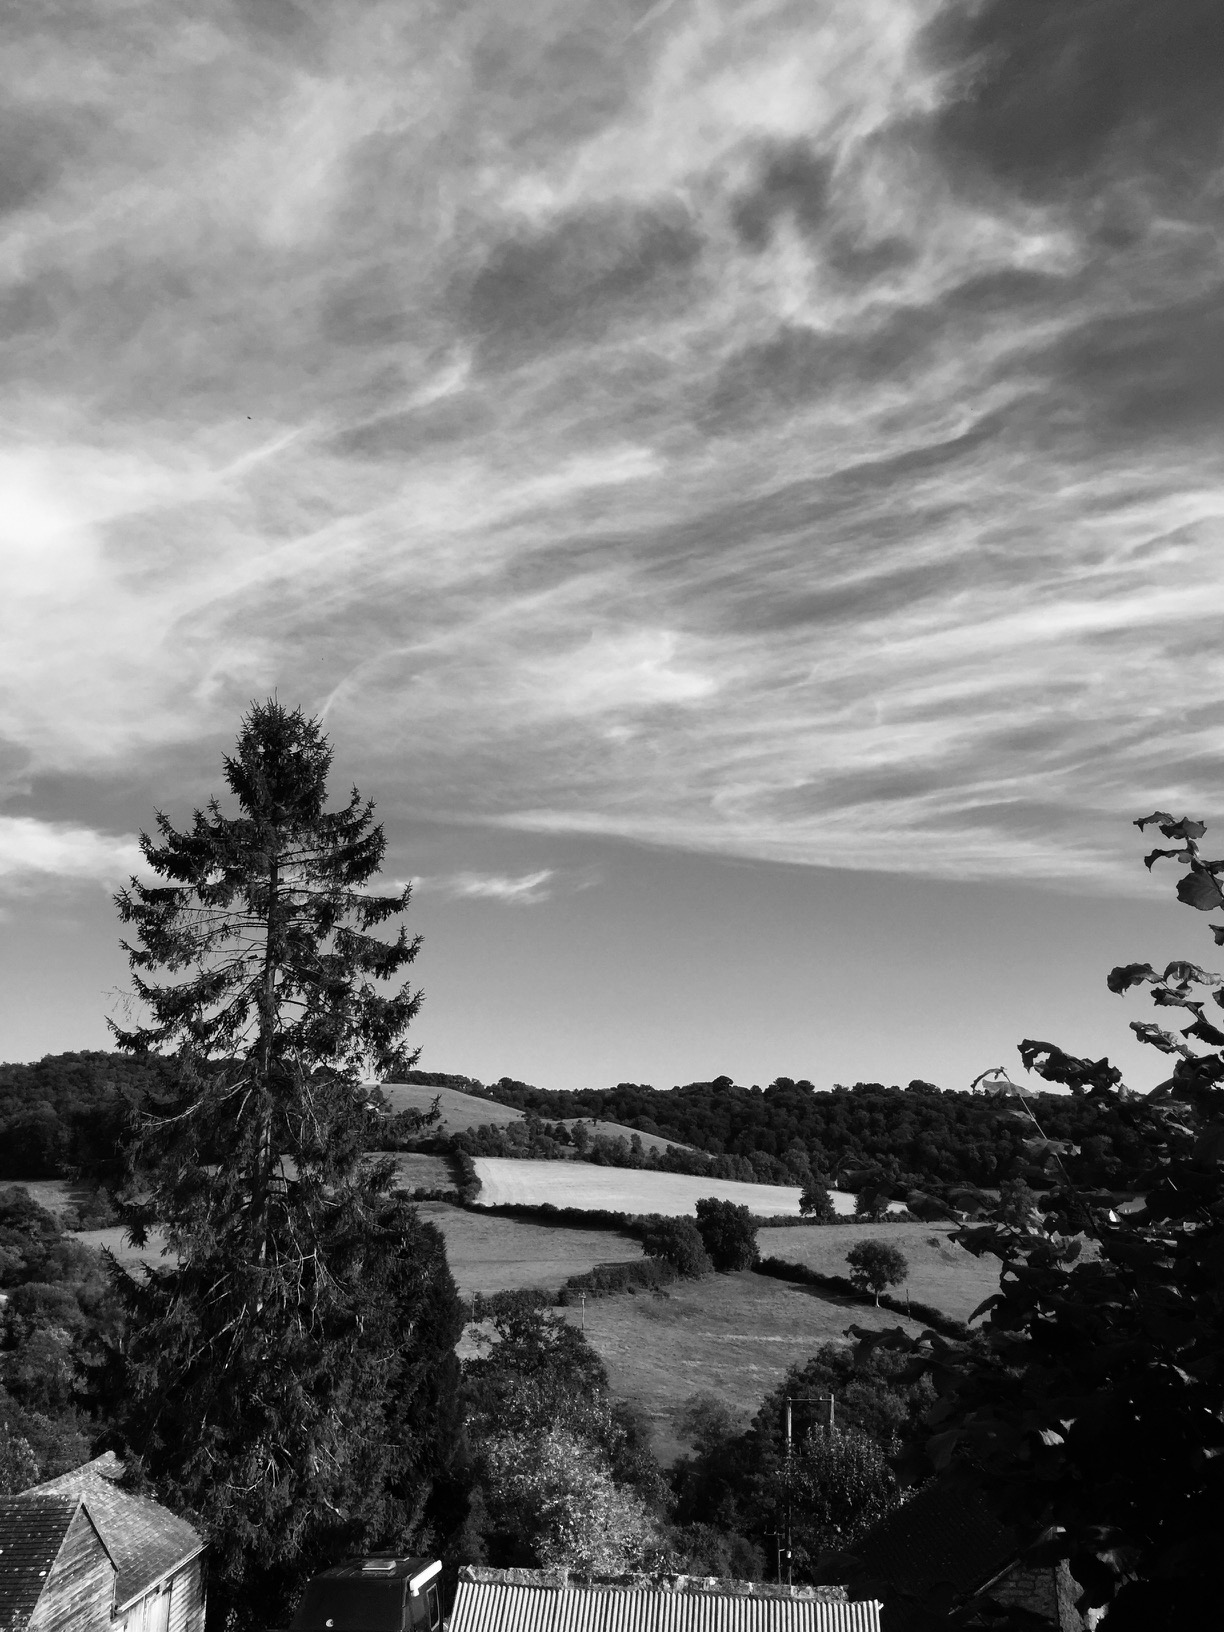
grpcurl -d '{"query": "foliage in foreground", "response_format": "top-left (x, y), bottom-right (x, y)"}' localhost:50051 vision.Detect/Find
top-left (105, 703), bottom-right (462, 1631)
top-left (671, 1342), bottom-right (927, 1576)
top-left (461, 1304), bottom-right (668, 1571)
top-left (850, 814), bottom-right (1224, 1632)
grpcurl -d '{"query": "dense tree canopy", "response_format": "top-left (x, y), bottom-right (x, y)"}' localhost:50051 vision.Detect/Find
top-left (410, 1070), bottom-right (1153, 1196)
top-left (694, 1198), bottom-right (758, 1271)
top-left (461, 1303), bottom-right (667, 1570)
top-left (671, 1343), bottom-right (931, 1578)
top-left (0, 1186), bottom-right (114, 1489)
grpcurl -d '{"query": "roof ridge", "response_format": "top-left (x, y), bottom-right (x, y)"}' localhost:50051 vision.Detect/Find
top-left (456, 1568), bottom-right (847, 1600)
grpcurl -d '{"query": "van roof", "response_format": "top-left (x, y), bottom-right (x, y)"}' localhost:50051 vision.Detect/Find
top-left (310, 1559), bottom-right (436, 1583)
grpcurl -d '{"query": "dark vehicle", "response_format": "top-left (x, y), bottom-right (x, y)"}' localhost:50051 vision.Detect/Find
top-left (290, 1558), bottom-right (443, 1632)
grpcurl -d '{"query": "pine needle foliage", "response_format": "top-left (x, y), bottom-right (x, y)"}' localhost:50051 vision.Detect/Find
top-left (107, 701), bottom-right (462, 1631)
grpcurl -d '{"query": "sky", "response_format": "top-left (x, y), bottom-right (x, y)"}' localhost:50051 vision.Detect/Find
top-left (3, 0), bottom-right (1224, 1094)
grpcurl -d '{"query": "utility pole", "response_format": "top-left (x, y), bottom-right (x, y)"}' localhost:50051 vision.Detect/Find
top-left (580, 1290), bottom-right (586, 1332)
top-left (784, 1394), bottom-right (835, 1587)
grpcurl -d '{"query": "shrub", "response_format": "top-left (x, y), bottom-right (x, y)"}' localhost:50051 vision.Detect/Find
top-left (637, 1215), bottom-right (713, 1276)
top-left (695, 1197), bottom-right (758, 1271)
top-left (468, 1288), bottom-right (554, 1321)
top-left (557, 1259), bottom-right (677, 1304)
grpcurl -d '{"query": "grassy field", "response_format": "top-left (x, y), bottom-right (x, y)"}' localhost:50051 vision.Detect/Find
top-left (416, 1202), bottom-right (642, 1295)
top-left (757, 1220), bottom-right (1002, 1323)
top-left (380, 1083), bottom-right (523, 1131)
top-left (472, 1157), bottom-right (807, 1216)
top-left (382, 1151), bottom-right (456, 1191)
top-left (73, 1225), bottom-right (171, 1268)
top-left (1, 1177), bottom-right (78, 1217)
top-left (559, 1266), bottom-right (928, 1464)
top-left (378, 1083), bottom-right (690, 1154)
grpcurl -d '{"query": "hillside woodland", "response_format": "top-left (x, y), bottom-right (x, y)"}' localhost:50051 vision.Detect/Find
top-left (4, 1054), bottom-right (1154, 1203)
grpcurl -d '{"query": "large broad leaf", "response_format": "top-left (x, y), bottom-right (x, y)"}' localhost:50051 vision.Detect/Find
top-left (969, 1292), bottom-right (1004, 1322)
top-left (1108, 963), bottom-right (1158, 994)
top-left (1144, 846), bottom-right (1192, 871)
top-left (1135, 811), bottom-right (1180, 832)
top-left (1163, 960), bottom-right (1222, 986)
top-left (1176, 869), bottom-right (1224, 911)
top-left (1182, 1016), bottom-right (1224, 1047)
top-left (1023, 1136), bottom-right (1080, 1157)
top-left (1018, 1040), bottom-right (1122, 1092)
top-left (1193, 1124), bottom-right (1224, 1163)
top-left (1130, 1021), bottom-right (1191, 1055)
top-left (1135, 813), bottom-right (1207, 840)
top-left (1151, 988), bottom-right (1200, 1009)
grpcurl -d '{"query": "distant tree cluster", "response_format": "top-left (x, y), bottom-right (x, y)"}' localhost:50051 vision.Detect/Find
top-left (407, 1070), bottom-right (1153, 1197)
top-left (0, 1052), bottom-right (176, 1185)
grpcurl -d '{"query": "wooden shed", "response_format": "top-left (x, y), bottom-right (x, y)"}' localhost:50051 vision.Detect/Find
top-left (0, 1494), bottom-right (116, 1632)
top-left (0, 1458), bottom-right (205, 1632)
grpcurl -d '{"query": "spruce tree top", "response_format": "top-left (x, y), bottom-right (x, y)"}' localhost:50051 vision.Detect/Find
top-left (112, 700), bottom-right (420, 1083)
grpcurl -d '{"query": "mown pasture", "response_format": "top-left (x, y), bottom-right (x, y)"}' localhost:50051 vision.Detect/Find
top-left (379, 1082), bottom-right (692, 1153)
top-left (757, 1219), bottom-right (1003, 1324)
top-left (416, 1201), bottom-right (643, 1295)
top-left (471, 1156), bottom-right (809, 1215)
top-left (558, 1266), bottom-right (929, 1464)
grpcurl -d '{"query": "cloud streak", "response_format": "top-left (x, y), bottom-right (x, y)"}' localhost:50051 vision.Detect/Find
top-left (0, 817), bottom-right (141, 889)
top-left (416, 870), bottom-right (557, 905)
top-left (4, 0), bottom-right (1224, 890)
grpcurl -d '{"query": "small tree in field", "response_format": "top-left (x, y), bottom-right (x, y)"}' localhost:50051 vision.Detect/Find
top-left (694, 1197), bottom-right (758, 1271)
top-left (800, 1179), bottom-right (837, 1221)
top-left (108, 702), bottom-right (462, 1631)
top-left (846, 1240), bottom-right (907, 1305)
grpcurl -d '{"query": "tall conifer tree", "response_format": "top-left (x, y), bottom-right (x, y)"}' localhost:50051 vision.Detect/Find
top-left (108, 701), bottom-right (462, 1630)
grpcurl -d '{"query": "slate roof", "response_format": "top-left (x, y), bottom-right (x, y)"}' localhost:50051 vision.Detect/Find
top-left (0, 1495), bottom-right (79, 1632)
top-left (25, 1459), bottom-right (202, 1611)
top-left (451, 1568), bottom-right (880, 1632)
top-left (834, 1483), bottom-right (1017, 1599)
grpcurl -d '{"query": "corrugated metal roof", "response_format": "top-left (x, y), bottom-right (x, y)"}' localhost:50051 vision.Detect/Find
top-left (450, 1577), bottom-right (879, 1632)
top-left (25, 1462), bottom-right (202, 1610)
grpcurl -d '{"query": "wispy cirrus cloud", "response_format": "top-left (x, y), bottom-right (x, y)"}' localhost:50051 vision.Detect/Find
top-left (3, 0), bottom-right (1224, 895)
top-left (415, 870), bottom-right (557, 905)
